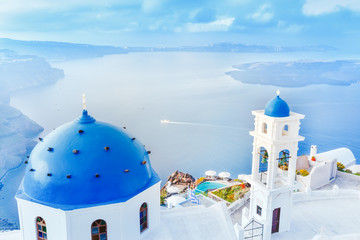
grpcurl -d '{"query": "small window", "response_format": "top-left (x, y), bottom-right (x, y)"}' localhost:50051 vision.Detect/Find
top-left (36, 217), bottom-right (47, 240)
top-left (257, 205), bottom-right (262, 216)
top-left (282, 125), bottom-right (289, 136)
top-left (91, 219), bottom-right (107, 240)
top-left (262, 123), bottom-right (268, 134)
top-left (140, 202), bottom-right (148, 233)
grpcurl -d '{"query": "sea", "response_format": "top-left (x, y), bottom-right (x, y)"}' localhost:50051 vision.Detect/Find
top-left (2, 51), bottom-right (360, 226)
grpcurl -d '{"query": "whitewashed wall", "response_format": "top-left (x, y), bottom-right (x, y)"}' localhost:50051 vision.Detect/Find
top-left (17, 182), bottom-right (161, 240)
top-left (17, 199), bottom-right (68, 240)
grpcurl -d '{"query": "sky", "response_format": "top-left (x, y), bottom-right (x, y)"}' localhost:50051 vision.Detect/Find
top-left (0, 0), bottom-right (359, 48)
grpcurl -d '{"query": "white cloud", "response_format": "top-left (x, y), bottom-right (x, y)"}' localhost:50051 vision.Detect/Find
top-left (186, 17), bottom-right (235, 32)
top-left (303, 0), bottom-right (360, 15)
top-left (247, 5), bottom-right (274, 22)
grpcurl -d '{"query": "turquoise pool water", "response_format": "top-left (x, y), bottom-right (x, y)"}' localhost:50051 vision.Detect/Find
top-left (195, 182), bottom-right (227, 194)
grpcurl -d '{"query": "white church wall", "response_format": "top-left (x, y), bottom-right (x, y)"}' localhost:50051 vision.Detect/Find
top-left (65, 203), bottom-right (122, 240)
top-left (16, 181), bottom-right (160, 240)
top-left (121, 182), bottom-right (161, 239)
top-left (65, 181), bottom-right (161, 240)
top-left (271, 191), bottom-right (292, 232)
top-left (251, 188), bottom-right (267, 223)
top-left (17, 198), bottom-right (68, 240)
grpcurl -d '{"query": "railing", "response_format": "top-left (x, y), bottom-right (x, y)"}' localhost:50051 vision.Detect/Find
top-left (228, 191), bottom-right (251, 215)
top-left (207, 191), bottom-right (226, 204)
top-left (243, 218), bottom-right (263, 240)
top-left (207, 188), bottom-right (251, 213)
top-left (293, 187), bottom-right (360, 203)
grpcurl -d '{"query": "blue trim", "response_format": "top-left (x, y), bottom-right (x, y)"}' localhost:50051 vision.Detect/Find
top-left (17, 111), bottom-right (161, 210)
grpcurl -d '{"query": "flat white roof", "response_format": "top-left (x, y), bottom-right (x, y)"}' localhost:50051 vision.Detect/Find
top-left (145, 202), bottom-right (237, 240)
top-left (0, 230), bottom-right (21, 240)
top-left (272, 198), bottom-right (360, 240)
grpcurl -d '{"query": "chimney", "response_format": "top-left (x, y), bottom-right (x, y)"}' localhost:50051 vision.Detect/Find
top-left (310, 145), bottom-right (317, 157)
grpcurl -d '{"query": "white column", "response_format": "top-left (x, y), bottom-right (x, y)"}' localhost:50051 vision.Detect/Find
top-left (251, 140), bottom-right (260, 181)
top-left (266, 148), bottom-right (276, 189)
top-left (263, 195), bottom-right (273, 240)
top-left (287, 146), bottom-right (297, 185)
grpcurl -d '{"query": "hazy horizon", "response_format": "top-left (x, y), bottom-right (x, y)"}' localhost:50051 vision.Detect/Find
top-left (0, 0), bottom-right (359, 52)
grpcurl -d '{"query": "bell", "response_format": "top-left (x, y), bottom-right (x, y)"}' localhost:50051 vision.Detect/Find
top-left (280, 152), bottom-right (287, 166)
top-left (261, 151), bottom-right (268, 164)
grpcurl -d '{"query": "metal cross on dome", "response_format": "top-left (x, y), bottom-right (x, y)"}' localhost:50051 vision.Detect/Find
top-left (82, 93), bottom-right (87, 110)
top-left (276, 89), bottom-right (280, 96)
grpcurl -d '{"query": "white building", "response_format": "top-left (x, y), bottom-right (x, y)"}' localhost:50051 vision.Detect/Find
top-left (243, 91), bottom-right (305, 240)
top-left (16, 109), bottom-right (162, 240)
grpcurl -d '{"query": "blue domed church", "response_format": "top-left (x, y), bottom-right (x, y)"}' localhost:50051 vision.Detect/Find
top-left (16, 108), bottom-right (161, 240)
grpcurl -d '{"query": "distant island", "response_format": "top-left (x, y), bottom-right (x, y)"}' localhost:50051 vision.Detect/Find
top-left (126, 43), bottom-right (335, 53)
top-left (0, 38), bottom-right (335, 61)
top-left (226, 60), bottom-right (360, 87)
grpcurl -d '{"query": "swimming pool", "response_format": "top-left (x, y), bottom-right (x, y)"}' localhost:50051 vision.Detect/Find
top-left (195, 182), bottom-right (227, 194)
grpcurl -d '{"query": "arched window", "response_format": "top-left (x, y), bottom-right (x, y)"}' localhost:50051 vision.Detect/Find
top-left (262, 123), bottom-right (268, 134)
top-left (140, 203), bottom-right (148, 233)
top-left (282, 125), bottom-right (289, 136)
top-left (36, 217), bottom-right (47, 240)
top-left (91, 219), bottom-right (107, 240)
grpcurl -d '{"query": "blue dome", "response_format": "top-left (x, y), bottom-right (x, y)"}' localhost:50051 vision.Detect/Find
top-left (17, 110), bottom-right (160, 210)
top-left (264, 95), bottom-right (290, 117)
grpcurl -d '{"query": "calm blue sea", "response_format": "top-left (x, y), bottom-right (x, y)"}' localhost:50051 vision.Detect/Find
top-left (3, 51), bottom-right (359, 225)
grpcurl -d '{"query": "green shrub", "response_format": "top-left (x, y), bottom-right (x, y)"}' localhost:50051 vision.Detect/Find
top-left (337, 162), bottom-right (345, 171)
top-left (160, 188), bottom-right (167, 205)
top-left (299, 169), bottom-right (309, 176)
top-left (211, 184), bottom-right (250, 203)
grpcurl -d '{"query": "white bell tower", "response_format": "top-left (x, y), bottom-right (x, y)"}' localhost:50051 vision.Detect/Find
top-left (244, 91), bottom-right (304, 239)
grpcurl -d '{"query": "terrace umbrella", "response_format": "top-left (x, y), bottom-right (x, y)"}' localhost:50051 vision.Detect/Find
top-left (219, 172), bottom-right (231, 179)
top-left (205, 170), bottom-right (216, 177)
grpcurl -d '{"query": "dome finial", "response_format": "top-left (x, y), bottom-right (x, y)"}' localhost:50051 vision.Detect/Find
top-left (78, 94), bottom-right (95, 123)
top-left (276, 89), bottom-right (280, 96)
top-left (82, 93), bottom-right (87, 110)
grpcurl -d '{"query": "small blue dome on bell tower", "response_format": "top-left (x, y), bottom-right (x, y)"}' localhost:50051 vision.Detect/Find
top-left (264, 90), bottom-right (290, 117)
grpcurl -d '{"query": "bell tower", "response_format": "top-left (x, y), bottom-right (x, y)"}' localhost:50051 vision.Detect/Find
top-left (244, 91), bottom-right (304, 239)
